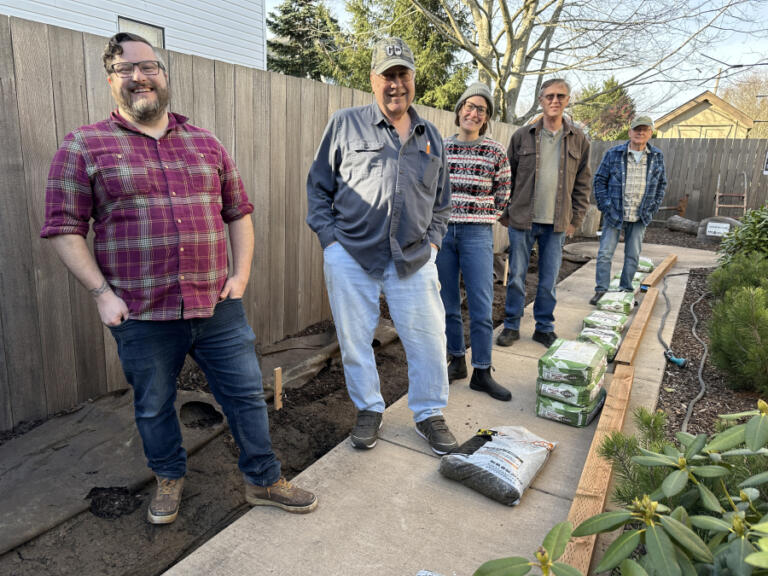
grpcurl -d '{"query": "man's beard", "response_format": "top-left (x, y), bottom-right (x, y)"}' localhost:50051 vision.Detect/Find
top-left (118, 80), bottom-right (170, 123)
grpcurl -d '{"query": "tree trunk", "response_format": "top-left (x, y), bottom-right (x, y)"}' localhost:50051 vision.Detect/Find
top-left (666, 215), bottom-right (699, 235)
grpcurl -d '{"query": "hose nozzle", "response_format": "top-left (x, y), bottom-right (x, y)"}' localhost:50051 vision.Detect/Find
top-left (664, 349), bottom-right (687, 368)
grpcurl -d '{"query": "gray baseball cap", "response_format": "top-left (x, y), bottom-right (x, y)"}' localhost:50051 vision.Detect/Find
top-left (630, 115), bottom-right (654, 129)
top-left (371, 37), bottom-right (415, 74)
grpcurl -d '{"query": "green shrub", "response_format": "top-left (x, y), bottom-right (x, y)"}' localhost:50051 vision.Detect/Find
top-left (709, 252), bottom-right (768, 299)
top-left (718, 206), bottom-right (768, 264)
top-left (710, 286), bottom-right (768, 394)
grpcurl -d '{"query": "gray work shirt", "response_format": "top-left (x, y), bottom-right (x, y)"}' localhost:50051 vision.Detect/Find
top-left (306, 102), bottom-right (450, 279)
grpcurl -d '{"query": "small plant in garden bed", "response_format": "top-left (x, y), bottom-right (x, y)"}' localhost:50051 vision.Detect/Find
top-left (474, 401), bottom-right (768, 575)
top-left (718, 206), bottom-right (768, 265)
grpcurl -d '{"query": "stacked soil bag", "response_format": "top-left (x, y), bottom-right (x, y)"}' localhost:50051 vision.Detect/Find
top-left (535, 338), bottom-right (608, 427)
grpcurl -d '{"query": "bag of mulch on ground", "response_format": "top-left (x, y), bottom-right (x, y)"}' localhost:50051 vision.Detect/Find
top-left (439, 427), bottom-right (557, 506)
top-left (637, 256), bottom-right (655, 273)
top-left (578, 327), bottom-right (622, 361)
top-left (583, 310), bottom-right (629, 333)
top-left (536, 373), bottom-right (605, 406)
top-left (538, 338), bottom-right (607, 386)
top-left (536, 388), bottom-right (607, 427)
top-left (596, 290), bottom-right (635, 314)
top-left (609, 277), bottom-right (641, 293)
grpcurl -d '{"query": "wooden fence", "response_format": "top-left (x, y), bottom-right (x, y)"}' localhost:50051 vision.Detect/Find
top-left (2, 14), bottom-right (767, 433)
top-left (0, 15), bottom-right (519, 432)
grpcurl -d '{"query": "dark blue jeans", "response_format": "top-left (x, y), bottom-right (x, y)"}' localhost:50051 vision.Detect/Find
top-left (436, 223), bottom-right (494, 368)
top-left (504, 223), bottom-right (565, 333)
top-left (595, 221), bottom-right (647, 292)
top-left (109, 298), bottom-right (280, 486)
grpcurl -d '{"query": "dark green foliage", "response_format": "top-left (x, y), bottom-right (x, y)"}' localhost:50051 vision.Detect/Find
top-left (266, 0), bottom-right (343, 81)
top-left (710, 286), bottom-right (768, 394)
top-left (708, 252), bottom-right (768, 299)
top-left (718, 206), bottom-right (768, 264)
top-left (570, 77), bottom-right (636, 141)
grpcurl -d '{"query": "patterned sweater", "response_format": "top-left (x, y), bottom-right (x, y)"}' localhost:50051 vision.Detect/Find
top-left (444, 134), bottom-right (511, 224)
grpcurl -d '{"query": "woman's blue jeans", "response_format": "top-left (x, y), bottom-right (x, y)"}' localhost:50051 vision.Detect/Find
top-left (595, 221), bottom-right (647, 292)
top-left (504, 223), bottom-right (565, 334)
top-left (436, 223), bottom-right (494, 368)
top-left (108, 298), bottom-right (280, 486)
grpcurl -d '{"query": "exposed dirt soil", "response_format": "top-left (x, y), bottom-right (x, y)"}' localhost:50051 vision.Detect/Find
top-left (1, 224), bottom-right (748, 576)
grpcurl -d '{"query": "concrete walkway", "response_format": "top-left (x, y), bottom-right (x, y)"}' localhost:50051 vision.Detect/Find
top-left (165, 243), bottom-right (717, 576)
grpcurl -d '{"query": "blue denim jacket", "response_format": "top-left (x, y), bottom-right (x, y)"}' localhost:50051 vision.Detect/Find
top-left (307, 103), bottom-right (450, 279)
top-left (593, 142), bottom-right (667, 229)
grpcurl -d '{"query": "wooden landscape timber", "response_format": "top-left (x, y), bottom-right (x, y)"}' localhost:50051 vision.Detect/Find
top-left (561, 364), bottom-right (635, 573)
top-left (273, 367), bottom-right (283, 411)
top-left (614, 287), bottom-right (660, 366)
top-left (640, 255), bottom-right (678, 289)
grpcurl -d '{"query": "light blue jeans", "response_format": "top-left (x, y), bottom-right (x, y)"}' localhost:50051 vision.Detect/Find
top-left (323, 242), bottom-right (449, 423)
top-left (595, 221), bottom-right (647, 292)
top-left (504, 223), bottom-right (565, 333)
top-left (436, 223), bottom-right (494, 369)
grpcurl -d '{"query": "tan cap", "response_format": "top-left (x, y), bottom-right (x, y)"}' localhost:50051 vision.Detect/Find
top-left (630, 115), bottom-right (654, 129)
top-left (371, 37), bottom-right (415, 74)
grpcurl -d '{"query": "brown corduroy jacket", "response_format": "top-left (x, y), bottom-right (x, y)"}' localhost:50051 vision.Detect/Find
top-left (499, 117), bottom-right (591, 233)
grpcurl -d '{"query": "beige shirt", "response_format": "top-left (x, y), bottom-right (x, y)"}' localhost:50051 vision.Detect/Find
top-left (533, 127), bottom-right (562, 224)
top-left (624, 148), bottom-right (647, 222)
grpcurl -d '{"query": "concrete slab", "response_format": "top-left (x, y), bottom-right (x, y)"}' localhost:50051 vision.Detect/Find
top-left (165, 439), bottom-right (571, 576)
top-left (165, 244), bottom-right (718, 576)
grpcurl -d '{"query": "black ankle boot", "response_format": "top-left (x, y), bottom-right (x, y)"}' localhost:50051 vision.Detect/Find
top-left (447, 355), bottom-right (467, 382)
top-left (469, 367), bottom-right (512, 401)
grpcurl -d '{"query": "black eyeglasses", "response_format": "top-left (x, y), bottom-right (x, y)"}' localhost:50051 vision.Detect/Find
top-left (542, 93), bottom-right (568, 102)
top-left (109, 60), bottom-right (165, 78)
top-left (463, 102), bottom-right (488, 117)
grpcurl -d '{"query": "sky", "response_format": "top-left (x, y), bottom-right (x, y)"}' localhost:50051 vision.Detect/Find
top-left (264, 0), bottom-right (768, 119)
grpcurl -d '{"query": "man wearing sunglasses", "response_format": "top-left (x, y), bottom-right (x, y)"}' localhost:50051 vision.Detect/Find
top-left (41, 33), bottom-right (317, 525)
top-left (498, 79), bottom-right (591, 349)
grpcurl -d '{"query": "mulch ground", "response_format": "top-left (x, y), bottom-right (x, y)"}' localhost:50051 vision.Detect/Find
top-left (2, 223), bottom-right (759, 576)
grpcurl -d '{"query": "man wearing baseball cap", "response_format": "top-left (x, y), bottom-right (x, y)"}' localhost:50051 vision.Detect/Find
top-left (590, 116), bottom-right (667, 304)
top-left (307, 38), bottom-right (458, 455)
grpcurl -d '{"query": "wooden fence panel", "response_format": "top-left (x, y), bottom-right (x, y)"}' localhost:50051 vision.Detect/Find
top-left (268, 72), bottom-right (287, 342)
top-left (192, 56), bottom-right (215, 133)
top-left (49, 25), bottom-right (108, 403)
top-left (13, 18), bottom-right (79, 417)
top-left (283, 74), bottom-right (303, 336)
top-left (0, 15), bottom-right (45, 430)
top-left (310, 83), bottom-right (329, 324)
top-left (169, 52), bottom-right (194, 117)
top-left (251, 69), bottom-right (272, 345)
top-left (297, 78), bottom-right (317, 329)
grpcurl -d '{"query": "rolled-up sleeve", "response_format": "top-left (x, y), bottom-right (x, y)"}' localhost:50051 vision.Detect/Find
top-left (219, 142), bottom-right (253, 223)
top-left (40, 132), bottom-right (93, 238)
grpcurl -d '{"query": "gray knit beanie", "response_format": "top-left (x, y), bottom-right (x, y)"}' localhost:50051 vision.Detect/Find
top-left (454, 82), bottom-right (494, 117)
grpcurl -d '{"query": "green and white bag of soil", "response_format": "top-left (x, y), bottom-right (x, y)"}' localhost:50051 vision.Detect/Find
top-left (439, 427), bottom-right (557, 506)
top-left (536, 388), bottom-right (607, 427)
top-left (537, 338), bottom-right (607, 385)
top-left (578, 327), bottom-right (622, 361)
top-left (637, 256), bottom-right (655, 273)
top-left (608, 277), bottom-right (641, 293)
top-left (613, 270), bottom-right (648, 283)
top-left (596, 291), bottom-right (636, 314)
top-left (536, 372), bottom-right (605, 406)
top-left (583, 310), bottom-right (629, 333)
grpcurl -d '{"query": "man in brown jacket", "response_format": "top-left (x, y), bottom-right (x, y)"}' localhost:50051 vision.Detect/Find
top-left (497, 78), bottom-right (591, 348)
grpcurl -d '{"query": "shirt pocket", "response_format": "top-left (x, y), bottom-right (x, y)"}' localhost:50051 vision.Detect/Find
top-left (420, 153), bottom-right (440, 191)
top-left (345, 139), bottom-right (384, 180)
top-left (184, 152), bottom-right (221, 197)
top-left (94, 153), bottom-right (151, 199)
top-left (516, 147), bottom-right (536, 171)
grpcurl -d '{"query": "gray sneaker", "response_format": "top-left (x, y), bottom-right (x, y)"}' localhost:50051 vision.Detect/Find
top-left (416, 416), bottom-right (458, 455)
top-left (147, 476), bottom-right (184, 524)
top-left (245, 477), bottom-right (318, 514)
top-left (350, 410), bottom-right (383, 449)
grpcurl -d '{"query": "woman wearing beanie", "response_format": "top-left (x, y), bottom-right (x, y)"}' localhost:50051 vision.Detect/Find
top-left (436, 82), bottom-right (512, 401)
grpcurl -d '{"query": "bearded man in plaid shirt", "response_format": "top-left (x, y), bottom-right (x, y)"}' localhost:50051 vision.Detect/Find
top-left (41, 33), bottom-right (316, 524)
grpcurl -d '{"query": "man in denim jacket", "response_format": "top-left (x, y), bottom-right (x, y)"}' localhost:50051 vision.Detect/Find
top-left (590, 116), bottom-right (667, 304)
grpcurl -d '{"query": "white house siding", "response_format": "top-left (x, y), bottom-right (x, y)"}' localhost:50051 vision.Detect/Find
top-left (0, 0), bottom-right (266, 69)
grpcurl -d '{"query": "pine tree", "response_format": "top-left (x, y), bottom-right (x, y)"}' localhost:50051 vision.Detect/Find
top-left (266, 0), bottom-right (343, 81)
top-left (571, 77), bottom-right (636, 141)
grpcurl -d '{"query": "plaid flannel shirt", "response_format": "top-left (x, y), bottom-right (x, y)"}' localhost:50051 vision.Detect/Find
top-left (41, 111), bottom-right (254, 320)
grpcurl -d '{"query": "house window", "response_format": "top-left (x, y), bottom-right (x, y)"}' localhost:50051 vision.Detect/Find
top-left (118, 17), bottom-right (165, 48)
